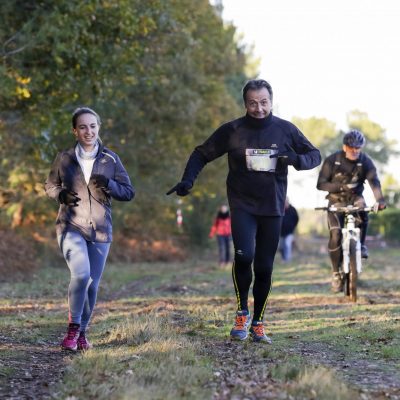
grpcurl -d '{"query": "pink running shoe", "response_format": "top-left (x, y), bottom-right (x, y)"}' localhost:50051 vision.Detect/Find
top-left (77, 331), bottom-right (92, 351)
top-left (61, 323), bottom-right (80, 351)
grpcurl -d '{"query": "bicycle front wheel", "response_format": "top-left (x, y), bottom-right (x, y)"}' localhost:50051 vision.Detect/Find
top-left (348, 239), bottom-right (358, 302)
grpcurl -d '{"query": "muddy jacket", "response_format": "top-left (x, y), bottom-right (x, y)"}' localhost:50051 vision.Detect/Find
top-left (45, 144), bottom-right (134, 242)
top-left (317, 150), bottom-right (384, 204)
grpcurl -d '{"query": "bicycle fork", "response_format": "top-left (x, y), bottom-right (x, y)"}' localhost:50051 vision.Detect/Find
top-left (342, 215), bottom-right (362, 274)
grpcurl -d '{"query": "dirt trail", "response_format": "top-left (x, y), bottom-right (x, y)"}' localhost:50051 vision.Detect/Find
top-left (203, 340), bottom-right (400, 400)
top-left (1, 269), bottom-right (400, 399)
top-left (292, 340), bottom-right (400, 397)
top-left (0, 332), bottom-right (67, 400)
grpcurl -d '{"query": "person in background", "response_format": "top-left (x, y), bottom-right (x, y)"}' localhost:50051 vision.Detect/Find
top-left (45, 107), bottom-right (135, 351)
top-left (209, 204), bottom-right (232, 267)
top-left (279, 198), bottom-right (299, 262)
top-left (316, 130), bottom-right (386, 292)
top-left (167, 79), bottom-right (321, 343)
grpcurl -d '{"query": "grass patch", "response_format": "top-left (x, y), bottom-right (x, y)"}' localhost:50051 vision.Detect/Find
top-left (0, 365), bottom-right (16, 379)
top-left (271, 356), bottom-right (357, 399)
top-left (291, 366), bottom-right (357, 400)
top-left (57, 314), bottom-right (213, 400)
top-left (2, 244), bottom-right (400, 398)
top-left (381, 345), bottom-right (400, 359)
top-left (270, 356), bottom-right (304, 381)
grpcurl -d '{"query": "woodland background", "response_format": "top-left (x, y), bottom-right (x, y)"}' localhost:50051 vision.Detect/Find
top-left (1, 0), bottom-right (399, 276)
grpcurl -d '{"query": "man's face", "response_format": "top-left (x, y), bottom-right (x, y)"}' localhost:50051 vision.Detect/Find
top-left (343, 144), bottom-right (362, 161)
top-left (244, 88), bottom-right (272, 119)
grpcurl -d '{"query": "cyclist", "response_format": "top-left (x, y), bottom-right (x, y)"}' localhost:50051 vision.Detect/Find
top-left (316, 130), bottom-right (386, 292)
top-left (167, 79), bottom-right (321, 342)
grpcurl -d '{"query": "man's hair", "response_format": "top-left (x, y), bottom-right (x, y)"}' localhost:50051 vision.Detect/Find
top-left (72, 107), bottom-right (101, 129)
top-left (242, 79), bottom-right (273, 103)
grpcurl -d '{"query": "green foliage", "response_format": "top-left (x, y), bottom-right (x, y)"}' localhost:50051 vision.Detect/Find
top-left (382, 174), bottom-right (400, 207)
top-left (294, 111), bottom-right (398, 165)
top-left (0, 0), bottom-right (253, 242)
top-left (347, 110), bottom-right (398, 164)
top-left (368, 208), bottom-right (400, 241)
top-left (292, 116), bottom-right (337, 151)
top-left (180, 192), bottom-right (222, 248)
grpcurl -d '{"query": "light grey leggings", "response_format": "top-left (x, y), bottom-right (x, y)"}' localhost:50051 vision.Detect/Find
top-left (58, 231), bottom-right (110, 331)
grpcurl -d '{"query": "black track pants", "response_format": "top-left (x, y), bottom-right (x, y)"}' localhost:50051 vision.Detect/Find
top-left (230, 208), bottom-right (282, 321)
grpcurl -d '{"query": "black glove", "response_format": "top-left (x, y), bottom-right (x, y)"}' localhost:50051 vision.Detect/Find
top-left (373, 200), bottom-right (386, 212)
top-left (91, 174), bottom-right (109, 189)
top-left (59, 189), bottom-right (80, 206)
top-left (270, 145), bottom-right (298, 166)
top-left (166, 180), bottom-right (193, 196)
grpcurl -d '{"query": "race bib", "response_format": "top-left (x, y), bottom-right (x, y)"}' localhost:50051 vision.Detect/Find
top-left (246, 149), bottom-right (278, 172)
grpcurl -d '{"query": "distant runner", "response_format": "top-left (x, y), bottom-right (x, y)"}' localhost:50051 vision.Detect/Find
top-left (167, 79), bottom-right (321, 342)
top-left (209, 205), bottom-right (232, 268)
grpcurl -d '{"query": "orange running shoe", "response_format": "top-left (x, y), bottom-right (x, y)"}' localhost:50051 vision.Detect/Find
top-left (230, 310), bottom-right (251, 341)
top-left (249, 321), bottom-right (272, 343)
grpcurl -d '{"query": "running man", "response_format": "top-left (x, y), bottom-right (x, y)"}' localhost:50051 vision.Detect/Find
top-left (167, 79), bottom-right (321, 342)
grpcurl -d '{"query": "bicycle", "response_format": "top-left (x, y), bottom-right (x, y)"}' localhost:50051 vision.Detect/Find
top-left (315, 205), bottom-right (373, 302)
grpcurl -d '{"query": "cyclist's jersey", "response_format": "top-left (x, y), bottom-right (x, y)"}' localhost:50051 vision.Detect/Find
top-left (317, 150), bottom-right (384, 203)
top-left (182, 113), bottom-right (321, 216)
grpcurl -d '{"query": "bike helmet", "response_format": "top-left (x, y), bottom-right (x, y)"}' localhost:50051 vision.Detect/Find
top-left (343, 130), bottom-right (366, 148)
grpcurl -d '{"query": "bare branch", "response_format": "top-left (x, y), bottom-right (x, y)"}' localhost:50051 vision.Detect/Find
top-left (1, 44), bottom-right (29, 59)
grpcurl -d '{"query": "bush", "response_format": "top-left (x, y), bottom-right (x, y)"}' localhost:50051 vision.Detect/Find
top-left (368, 207), bottom-right (400, 241)
top-left (0, 229), bottom-right (39, 280)
top-left (108, 233), bottom-right (187, 263)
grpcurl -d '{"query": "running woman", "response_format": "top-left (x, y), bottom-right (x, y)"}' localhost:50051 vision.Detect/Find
top-left (45, 107), bottom-right (134, 351)
top-left (167, 79), bottom-right (321, 343)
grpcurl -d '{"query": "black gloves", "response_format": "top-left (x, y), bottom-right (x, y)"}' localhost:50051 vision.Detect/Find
top-left (270, 145), bottom-right (298, 167)
top-left (59, 189), bottom-right (80, 206)
top-left (166, 180), bottom-right (193, 196)
top-left (91, 174), bottom-right (109, 189)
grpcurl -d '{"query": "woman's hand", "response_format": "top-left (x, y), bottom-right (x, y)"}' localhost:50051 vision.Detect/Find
top-left (91, 174), bottom-right (109, 189)
top-left (59, 189), bottom-right (80, 206)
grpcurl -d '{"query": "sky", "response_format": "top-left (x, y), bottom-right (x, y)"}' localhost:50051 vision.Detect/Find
top-left (218, 0), bottom-right (400, 207)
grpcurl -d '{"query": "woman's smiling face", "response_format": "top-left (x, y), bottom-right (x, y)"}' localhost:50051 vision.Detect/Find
top-left (73, 113), bottom-right (100, 151)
